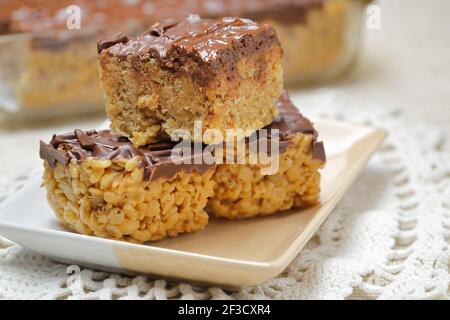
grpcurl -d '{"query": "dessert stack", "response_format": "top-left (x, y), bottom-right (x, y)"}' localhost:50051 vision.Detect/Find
top-left (39, 16), bottom-right (326, 243)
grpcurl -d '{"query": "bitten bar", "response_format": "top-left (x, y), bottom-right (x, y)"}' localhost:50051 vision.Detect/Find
top-left (208, 92), bottom-right (326, 219)
top-left (39, 130), bottom-right (215, 243)
top-left (98, 15), bottom-right (283, 146)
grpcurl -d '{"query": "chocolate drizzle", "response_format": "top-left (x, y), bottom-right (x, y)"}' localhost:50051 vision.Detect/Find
top-left (40, 130), bottom-right (213, 181)
top-left (269, 92), bottom-right (318, 139)
top-left (97, 33), bottom-right (129, 54)
top-left (100, 16), bottom-right (281, 86)
top-left (104, 16), bottom-right (278, 60)
top-left (265, 92), bottom-right (326, 162)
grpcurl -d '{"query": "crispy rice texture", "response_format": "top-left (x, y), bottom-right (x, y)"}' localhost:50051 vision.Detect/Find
top-left (42, 134), bottom-right (324, 241)
top-left (43, 157), bottom-right (215, 243)
top-left (208, 134), bottom-right (324, 219)
top-left (99, 45), bottom-right (283, 146)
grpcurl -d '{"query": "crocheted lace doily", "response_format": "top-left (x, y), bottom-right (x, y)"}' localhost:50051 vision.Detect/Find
top-left (0, 90), bottom-right (449, 300)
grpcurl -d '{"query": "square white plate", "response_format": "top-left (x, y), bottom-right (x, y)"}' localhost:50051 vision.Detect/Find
top-left (0, 118), bottom-right (386, 289)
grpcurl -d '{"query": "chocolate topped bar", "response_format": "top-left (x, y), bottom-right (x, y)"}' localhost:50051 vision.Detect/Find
top-left (98, 16), bottom-right (280, 86)
top-left (98, 15), bottom-right (283, 146)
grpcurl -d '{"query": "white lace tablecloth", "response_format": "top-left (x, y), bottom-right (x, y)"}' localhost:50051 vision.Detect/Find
top-left (0, 90), bottom-right (449, 300)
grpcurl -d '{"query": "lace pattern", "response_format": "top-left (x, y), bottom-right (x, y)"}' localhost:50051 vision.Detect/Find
top-left (0, 90), bottom-right (448, 299)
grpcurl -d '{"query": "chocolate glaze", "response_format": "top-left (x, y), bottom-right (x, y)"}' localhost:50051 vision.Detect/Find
top-left (264, 91), bottom-right (326, 162)
top-left (40, 129), bottom-right (214, 182)
top-left (100, 16), bottom-right (280, 86)
top-left (269, 92), bottom-right (318, 139)
top-left (97, 33), bottom-right (129, 54)
top-left (0, 1), bottom-right (325, 35)
top-left (40, 92), bottom-right (325, 180)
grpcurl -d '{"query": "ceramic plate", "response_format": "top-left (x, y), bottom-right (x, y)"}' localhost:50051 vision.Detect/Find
top-left (0, 118), bottom-right (386, 289)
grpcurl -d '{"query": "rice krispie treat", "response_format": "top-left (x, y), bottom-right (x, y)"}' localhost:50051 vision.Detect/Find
top-left (98, 15), bottom-right (283, 146)
top-left (208, 92), bottom-right (326, 219)
top-left (39, 129), bottom-right (215, 243)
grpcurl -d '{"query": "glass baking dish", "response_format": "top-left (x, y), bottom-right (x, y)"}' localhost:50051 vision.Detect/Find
top-left (265, 0), bottom-right (369, 85)
top-left (0, 30), bottom-right (104, 119)
top-left (0, 0), bottom-right (371, 119)
top-left (0, 21), bottom-right (143, 120)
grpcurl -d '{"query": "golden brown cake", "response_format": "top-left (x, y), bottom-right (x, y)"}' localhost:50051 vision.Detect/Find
top-left (208, 92), bottom-right (326, 219)
top-left (97, 16), bottom-right (283, 146)
top-left (39, 129), bottom-right (215, 243)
